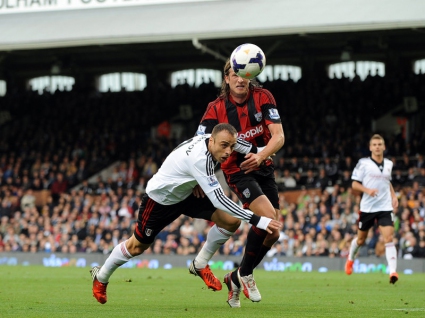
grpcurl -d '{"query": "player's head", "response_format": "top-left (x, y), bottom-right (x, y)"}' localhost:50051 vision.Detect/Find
top-left (369, 134), bottom-right (385, 145)
top-left (208, 123), bottom-right (238, 163)
top-left (219, 59), bottom-right (259, 99)
top-left (369, 134), bottom-right (386, 155)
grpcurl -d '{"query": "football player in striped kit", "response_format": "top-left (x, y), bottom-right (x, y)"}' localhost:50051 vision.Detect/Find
top-left (192, 59), bottom-right (285, 307)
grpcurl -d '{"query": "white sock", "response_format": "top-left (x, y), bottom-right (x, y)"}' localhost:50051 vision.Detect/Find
top-left (97, 241), bottom-right (133, 283)
top-left (385, 242), bottom-right (397, 274)
top-left (348, 237), bottom-right (360, 261)
top-left (194, 225), bottom-right (234, 269)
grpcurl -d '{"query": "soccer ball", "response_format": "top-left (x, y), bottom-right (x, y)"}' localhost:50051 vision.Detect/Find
top-left (230, 43), bottom-right (266, 79)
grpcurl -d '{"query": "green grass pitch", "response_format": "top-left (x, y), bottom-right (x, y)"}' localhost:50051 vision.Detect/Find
top-left (0, 266), bottom-right (424, 317)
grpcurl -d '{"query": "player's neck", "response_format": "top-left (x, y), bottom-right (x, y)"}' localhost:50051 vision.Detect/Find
top-left (371, 154), bottom-right (383, 163)
top-left (229, 91), bottom-right (249, 105)
top-left (230, 95), bottom-right (246, 105)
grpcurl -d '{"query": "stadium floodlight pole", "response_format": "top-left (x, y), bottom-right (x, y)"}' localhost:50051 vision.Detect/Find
top-left (192, 38), bottom-right (227, 62)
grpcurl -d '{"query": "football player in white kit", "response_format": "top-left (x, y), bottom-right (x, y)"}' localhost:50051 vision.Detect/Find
top-left (90, 123), bottom-right (282, 304)
top-left (345, 134), bottom-right (399, 284)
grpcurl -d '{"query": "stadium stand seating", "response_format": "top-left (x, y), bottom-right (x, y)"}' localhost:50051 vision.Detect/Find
top-left (1, 72), bottom-right (425, 259)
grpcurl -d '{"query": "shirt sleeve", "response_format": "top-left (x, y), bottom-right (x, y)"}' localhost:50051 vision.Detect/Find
top-left (260, 89), bottom-right (282, 125)
top-left (189, 152), bottom-right (258, 223)
top-left (234, 138), bottom-right (264, 154)
top-left (196, 103), bottom-right (219, 135)
top-left (197, 107), bottom-right (259, 154)
top-left (351, 161), bottom-right (364, 182)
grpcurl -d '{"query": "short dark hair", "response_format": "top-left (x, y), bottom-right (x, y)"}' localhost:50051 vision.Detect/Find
top-left (211, 123), bottom-right (237, 137)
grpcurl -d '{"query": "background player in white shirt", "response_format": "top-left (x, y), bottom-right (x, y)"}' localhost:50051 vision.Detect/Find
top-left (345, 134), bottom-right (399, 284)
top-left (90, 123), bottom-right (282, 304)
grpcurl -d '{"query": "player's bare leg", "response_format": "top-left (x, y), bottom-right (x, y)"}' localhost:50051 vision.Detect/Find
top-left (380, 225), bottom-right (398, 284)
top-left (190, 210), bottom-right (240, 291)
top-left (346, 230), bottom-right (368, 275)
top-left (91, 235), bottom-right (149, 303)
top-left (234, 195), bottom-right (279, 302)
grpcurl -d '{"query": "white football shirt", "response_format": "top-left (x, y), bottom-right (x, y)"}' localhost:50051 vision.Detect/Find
top-left (351, 157), bottom-right (394, 212)
top-left (146, 134), bottom-right (256, 222)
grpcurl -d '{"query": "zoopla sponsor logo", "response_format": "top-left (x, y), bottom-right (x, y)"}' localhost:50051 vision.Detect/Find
top-left (238, 126), bottom-right (263, 139)
top-left (263, 258), bottom-right (313, 272)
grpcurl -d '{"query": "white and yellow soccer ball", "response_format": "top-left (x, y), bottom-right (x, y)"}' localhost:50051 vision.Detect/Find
top-left (230, 43), bottom-right (266, 79)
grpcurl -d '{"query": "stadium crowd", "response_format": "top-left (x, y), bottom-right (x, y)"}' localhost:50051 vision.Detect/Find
top-left (0, 71), bottom-right (425, 259)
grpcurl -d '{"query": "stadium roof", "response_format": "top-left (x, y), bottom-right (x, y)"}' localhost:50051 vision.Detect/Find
top-left (1, 0), bottom-right (425, 80)
top-left (1, 0), bottom-right (425, 51)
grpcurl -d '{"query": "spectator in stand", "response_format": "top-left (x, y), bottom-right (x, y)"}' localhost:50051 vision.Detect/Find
top-left (142, 156), bottom-right (158, 180)
top-left (135, 176), bottom-right (147, 195)
top-left (339, 156), bottom-right (355, 174)
top-left (294, 172), bottom-right (303, 187)
top-left (416, 154), bottom-right (424, 169)
top-left (324, 156), bottom-right (338, 185)
top-left (275, 157), bottom-right (288, 174)
top-left (125, 158), bottom-right (139, 184)
top-left (50, 172), bottom-right (68, 203)
top-left (406, 167), bottom-right (416, 185)
top-left (315, 168), bottom-right (330, 191)
top-left (288, 157), bottom-right (300, 173)
top-left (399, 153), bottom-right (413, 171)
top-left (80, 180), bottom-right (94, 195)
top-left (76, 159), bottom-right (89, 184)
top-left (300, 156), bottom-right (314, 173)
top-left (304, 169), bottom-right (317, 189)
top-left (392, 169), bottom-right (406, 189)
top-left (20, 188), bottom-right (36, 211)
top-left (401, 231), bottom-right (418, 259)
top-left (338, 170), bottom-right (353, 189)
top-left (416, 238), bottom-right (425, 258)
top-left (413, 167), bottom-right (425, 187)
top-left (0, 199), bottom-right (12, 219)
top-left (279, 169), bottom-right (295, 188)
top-left (407, 181), bottom-right (422, 200)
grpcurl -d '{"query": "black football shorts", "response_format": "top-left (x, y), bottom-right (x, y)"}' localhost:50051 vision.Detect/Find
top-left (224, 169), bottom-right (279, 209)
top-left (134, 193), bottom-right (215, 244)
top-left (358, 211), bottom-right (394, 231)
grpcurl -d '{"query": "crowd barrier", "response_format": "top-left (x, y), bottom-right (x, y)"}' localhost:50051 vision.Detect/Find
top-left (1, 253), bottom-right (423, 274)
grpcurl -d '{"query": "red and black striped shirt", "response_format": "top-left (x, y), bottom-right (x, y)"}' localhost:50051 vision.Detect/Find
top-left (197, 87), bottom-right (282, 174)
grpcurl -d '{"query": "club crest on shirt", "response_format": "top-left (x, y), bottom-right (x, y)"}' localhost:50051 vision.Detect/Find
top-left (268, 109), bottom-right (280, 120)
top-left (145, 229), bottom-right (153, 236)
top-left (197, 125), bottom-right (207, 135)
top-left (254, 112), bottom-right (262, 122)
top-left (207, 175), bottom-right (219, 187)
top-left (243, 188), bottom-right (251, 198)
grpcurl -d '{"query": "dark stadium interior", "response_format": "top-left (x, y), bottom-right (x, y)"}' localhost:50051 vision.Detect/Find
top-left (2, 28), bottom-right (425, 82)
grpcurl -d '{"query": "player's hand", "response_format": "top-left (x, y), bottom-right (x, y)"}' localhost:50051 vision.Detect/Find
top-left (392, 196), bottom-right (399, 209)
top-left (265, 219), bottom-right (282, 234)
top-left (256, 216), bottom-right (282, 233)
top-left (192, 185), bottom-right (205, 198)
top-left (367, 188), bottom-right (379, 197)
top-left (240, 153), bottom-right (263, 174)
